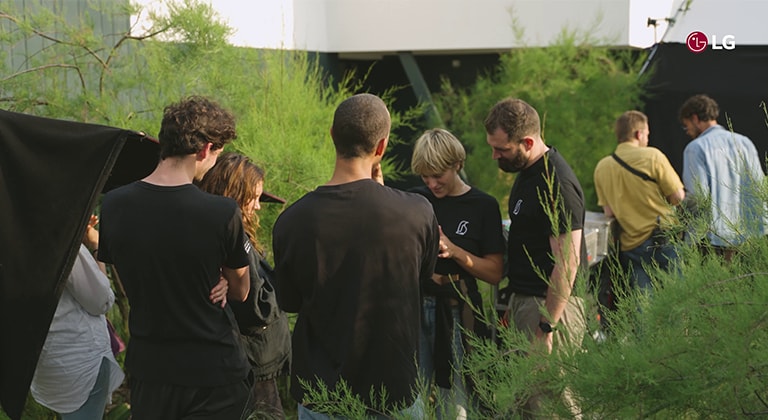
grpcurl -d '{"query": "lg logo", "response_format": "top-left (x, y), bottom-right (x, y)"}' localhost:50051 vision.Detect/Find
top-left (687, 31), bottom-right (736, 53)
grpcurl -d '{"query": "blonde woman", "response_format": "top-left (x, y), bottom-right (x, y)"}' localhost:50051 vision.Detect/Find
top-left (411, 128), bottom-right (505, 418)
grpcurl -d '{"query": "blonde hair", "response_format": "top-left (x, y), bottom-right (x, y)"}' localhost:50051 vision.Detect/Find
top-left (615, 110), bottom-right (648, 143)
top-left (411, 128), bottom-right (466, 175)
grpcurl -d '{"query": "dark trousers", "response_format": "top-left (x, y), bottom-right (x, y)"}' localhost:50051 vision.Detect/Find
top-left (249, 378), bottom-right (285, 419)
top-left (129, 376), bottom-right (252, 420)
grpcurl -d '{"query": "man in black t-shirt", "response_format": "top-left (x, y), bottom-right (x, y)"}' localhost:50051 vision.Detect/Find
top-left (99, 96), bottom-right (252, 419)
top-left (273, 94), bottom-right (439, 418)
top-left (485, 98), bottom-right (587, 416)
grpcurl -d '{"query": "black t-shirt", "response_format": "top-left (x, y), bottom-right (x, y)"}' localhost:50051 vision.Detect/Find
top-left (410, 185), bottom-right (506, 304)
top-left (99, 181), bottom-right (250, 386)
top-left (273, 179), bottom-right (439, 409)
top-left (506, 148), bottom-right (586, 297)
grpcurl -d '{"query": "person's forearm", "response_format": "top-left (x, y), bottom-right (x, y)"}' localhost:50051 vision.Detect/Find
top-left (666, 188), bottom-right (685, 206)
top-left (544, 231), bottom-right (581, 324)
top-left (450, 248), bottom-right (503, 285)
top-left (544, 262), bottom-right (575, 324)
top-left (222, 266), bottom-right (250, 302)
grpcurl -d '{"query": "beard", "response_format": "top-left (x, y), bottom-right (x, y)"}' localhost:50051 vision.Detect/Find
top-left (497, 154), bottom-right (527, 173)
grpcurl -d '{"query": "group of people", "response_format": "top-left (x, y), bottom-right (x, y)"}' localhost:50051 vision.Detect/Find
top-left (595, 94), bottom-right (766, 295)
top-left (31, 91), bottom-right (766, 419)
top-left (273, 94), bottom-right (589, 419)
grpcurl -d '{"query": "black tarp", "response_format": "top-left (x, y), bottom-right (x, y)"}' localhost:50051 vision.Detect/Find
top-left (643, 43), bottom-right (768, 175)
top-left (0, 110), bottom-right (158, 419)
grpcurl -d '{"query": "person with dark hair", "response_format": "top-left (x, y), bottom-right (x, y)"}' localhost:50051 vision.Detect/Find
top-left (157, 95), bottom-right (238, 161)
top-left (485, 97), bottom-right (587, 417)
top-left (98, 96), bottom-right (252, 419)
top-left (679, 94), bottom-right (766, 259)
top-left (198, 152), bottom-right (291, 419)
top-left (410, 128), bottom-right (504, 418)
top-left (273, 93), bottom-right (439, 419)
top-left (593, 110), bottom-right (685, 292)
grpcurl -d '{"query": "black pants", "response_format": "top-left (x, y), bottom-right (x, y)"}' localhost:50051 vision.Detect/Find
top-left (129, 376), bottom-right (252, 420)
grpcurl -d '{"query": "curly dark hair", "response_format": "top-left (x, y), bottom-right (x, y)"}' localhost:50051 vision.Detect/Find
top-left (158, 96), bottom-right (237, 159)
top-left (679, 94), bottom-right (720, 122)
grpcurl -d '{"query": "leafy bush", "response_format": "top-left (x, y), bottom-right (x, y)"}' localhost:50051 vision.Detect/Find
top-left (434, 29), bottom-right (647, 213)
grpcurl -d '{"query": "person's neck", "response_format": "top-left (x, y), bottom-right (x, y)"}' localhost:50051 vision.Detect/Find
top-left (143, 155), bottom-right (196, 186)
top-left (326, 156), bottom-right (377, 186)
top-left (695, 120), bottom-right (718, 137)
top-left (526, 140), bottom-right (550, 169)
top-left (448, 178), bottom-right (470, 196)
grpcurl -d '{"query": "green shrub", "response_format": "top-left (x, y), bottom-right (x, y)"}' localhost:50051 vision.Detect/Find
top-left (434, 29), bottom-right (647, 213)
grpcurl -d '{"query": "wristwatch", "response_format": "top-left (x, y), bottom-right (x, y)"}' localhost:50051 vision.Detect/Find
top-left (538, 321), bottom-right (554, 334)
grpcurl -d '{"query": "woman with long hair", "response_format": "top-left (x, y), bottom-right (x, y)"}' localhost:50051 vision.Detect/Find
top-left (198, 152), bottom-right (291, 419)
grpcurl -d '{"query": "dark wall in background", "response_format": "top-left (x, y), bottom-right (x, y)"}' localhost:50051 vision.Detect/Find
top-left (315, 52), bottom-right (501, 190)
top-left (643, 43), bottom-right (768, 177)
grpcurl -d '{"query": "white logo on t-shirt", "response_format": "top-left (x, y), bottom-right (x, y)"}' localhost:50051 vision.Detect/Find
top-left (513, 199), bottom-right (523, 215)
top-left (456, 220), bottom-right (469, 235)
top-left (244, 240), bottom-right (252, 254)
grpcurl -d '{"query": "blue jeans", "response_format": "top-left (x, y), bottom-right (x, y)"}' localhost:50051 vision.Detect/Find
top-left (297, 398), bottom-right (425, 419)
top-left (620, 236), bottom-right (679, 293)
top-left (61, 357), bottom-right (110, 420)
top-left (419, 296), bottom-right (468, 418)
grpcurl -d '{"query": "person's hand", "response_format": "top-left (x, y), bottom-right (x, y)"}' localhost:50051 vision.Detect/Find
top-left (83, 214), bottom-right (99, 251)
top-left (210, 276), bottom-right (229, 308)
top-left (371, 162), bottom-right (384, 185)
top-left (437, 226), bottom-right (455, 259)
top-left (533, 328), bottom-right (554, 355)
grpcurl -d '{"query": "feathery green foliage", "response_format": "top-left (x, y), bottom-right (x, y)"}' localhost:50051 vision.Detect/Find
top-left (434, 29), bottom-right (647, 213)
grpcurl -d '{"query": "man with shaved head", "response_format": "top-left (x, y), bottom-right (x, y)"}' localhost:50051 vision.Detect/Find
top-left (273, 93), bottom-right (439, 418)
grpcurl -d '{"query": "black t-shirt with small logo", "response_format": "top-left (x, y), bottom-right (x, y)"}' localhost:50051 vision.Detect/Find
top-left (411, 185), bottom-right (506, 304)
top-left (506, 148), bottom-right (586, 298)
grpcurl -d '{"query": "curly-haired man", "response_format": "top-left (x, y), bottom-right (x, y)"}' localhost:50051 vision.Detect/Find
top-left (98, 96), bottom-right (252, 419)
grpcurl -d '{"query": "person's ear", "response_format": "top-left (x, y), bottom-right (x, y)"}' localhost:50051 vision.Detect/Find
top-left (521, 136), bottom-right (534, 151)
top-left (196, 142), bottom-right (213, 161)
top-left (374, 137), bottom-right (388, 157)
top-left (690, 114), bottom-right (700, 125)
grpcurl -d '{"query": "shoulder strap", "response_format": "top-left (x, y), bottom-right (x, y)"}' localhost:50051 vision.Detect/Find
top-left (611, 153), bottom-right (657, 183)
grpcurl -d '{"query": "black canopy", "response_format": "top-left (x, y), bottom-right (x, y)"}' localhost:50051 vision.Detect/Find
top-left (643, 43), bottom-right (768, 175)
top-left (0, 110), bottom-right (158, 419)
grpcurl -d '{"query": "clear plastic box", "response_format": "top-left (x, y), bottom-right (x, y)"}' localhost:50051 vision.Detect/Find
top-left (585, 211), bottom-right (616, 258)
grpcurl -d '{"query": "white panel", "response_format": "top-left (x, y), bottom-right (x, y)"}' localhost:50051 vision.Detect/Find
top-left (130, 0), bottom-right (680, 52)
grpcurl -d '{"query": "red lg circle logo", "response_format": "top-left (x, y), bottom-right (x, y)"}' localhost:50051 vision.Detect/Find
top-left (687, 31), bottom-right (708, 53)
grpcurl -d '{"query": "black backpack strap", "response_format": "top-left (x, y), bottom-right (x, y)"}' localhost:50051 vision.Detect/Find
top-left (611, 153), bottom-right (657, 183)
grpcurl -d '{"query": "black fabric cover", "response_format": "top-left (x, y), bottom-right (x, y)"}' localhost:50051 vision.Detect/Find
top-left (643, 43), bottom-right (768, 176)
top-left (0, 110), bottom-right (158, 420)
